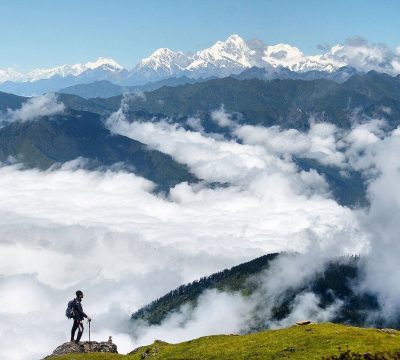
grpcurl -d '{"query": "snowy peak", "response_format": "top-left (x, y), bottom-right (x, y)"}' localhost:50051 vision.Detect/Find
top-left (1, 34), bottom-right (400, 88)
top-left (18, 58), bottom-right (124, 82)
top-left (130, 34), bottom-right (256, 81)
top-left (188, 34), bottom-right (254, 71)
top-left (130, 48), bottom-right (191, 84)
top-left (132, 34), bottom-right (345, 79)
top-left (261, 44), bottom-right (340, 72)
top-left (84, 57), bottom-right (124, 72)
top-left (0, 68), bottom-right (25, 83)
top-left (136, 48), bottom-right (191, 72)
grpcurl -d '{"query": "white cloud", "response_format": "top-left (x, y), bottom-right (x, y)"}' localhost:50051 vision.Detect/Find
top-left (234, 122), bottom-right (346, 167)
top-left (354, 130), bottom-right (400, 321)
top-left (0, 109), bottom-right (371, 359)
top-left (186, 116), bottom-right (204, 133)
top-left (131, 290), bottom-right (254, 345)
top-left (211, 105), bottom-right (237, 128)
top-left (0, 153), bottom-right (365, 359)
top-left (323, 37), bottom-right (400, 74)
top-left (1, 100), bottom-right (399, 359)
top-left (269, 292), bottom-right (344, 328)
top-left (7, 93), bottom-right (65, 122)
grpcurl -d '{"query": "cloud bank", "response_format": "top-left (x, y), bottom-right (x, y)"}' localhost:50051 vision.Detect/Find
top-left (104, 104), bottom-right (400, 345)
top-left (1, 35), bottom-right (400, 88)
top-left (7, 93), bottom-right (65, 122)
top-left (0, 97), bottom-right (399, 359)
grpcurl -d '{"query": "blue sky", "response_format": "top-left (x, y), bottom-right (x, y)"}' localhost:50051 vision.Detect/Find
top-left (1, 0), bottom-right (399, 71)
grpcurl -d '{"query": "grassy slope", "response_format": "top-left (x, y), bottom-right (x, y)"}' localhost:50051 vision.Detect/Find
top-left (45, 323), bottom-right (399, 360)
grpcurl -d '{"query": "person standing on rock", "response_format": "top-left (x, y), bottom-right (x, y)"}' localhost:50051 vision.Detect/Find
top-left (70, 290), bottom-right (91, 344)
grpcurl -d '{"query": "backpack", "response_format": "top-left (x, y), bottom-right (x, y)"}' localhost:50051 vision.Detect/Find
top-left (65, 299), bottom-right (75, 319)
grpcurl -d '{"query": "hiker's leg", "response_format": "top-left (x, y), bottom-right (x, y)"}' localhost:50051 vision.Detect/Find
top-left (71, 320), bottom-right (79, 342)
top-left (75, 322), bottom-right (84, 343)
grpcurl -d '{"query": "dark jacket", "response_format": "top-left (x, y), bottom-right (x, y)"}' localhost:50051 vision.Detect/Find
top-left (72, 298), bottom-right (87, 321)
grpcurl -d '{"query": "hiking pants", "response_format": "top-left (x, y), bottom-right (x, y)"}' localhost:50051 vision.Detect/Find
top-left (71, 319), bottom-right (84, 342)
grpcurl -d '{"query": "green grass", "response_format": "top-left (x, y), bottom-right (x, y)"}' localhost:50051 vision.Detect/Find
top-left (45, 355), bottom-right (125, 360)
top-left (45, 323), bottom-right (399, 360)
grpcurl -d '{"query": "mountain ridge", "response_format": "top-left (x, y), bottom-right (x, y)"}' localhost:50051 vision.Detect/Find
top-left (130, 253), bottom-right (379, 331)
top-left (0, 109), bottom-right (197, 190)
top-left (2, 34), bottom-right (400, 95)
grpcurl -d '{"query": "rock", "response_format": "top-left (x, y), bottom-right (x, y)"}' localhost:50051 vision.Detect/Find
top-left (295, 320), bottom-right (311, 325)
top-left (378, 328), bottom-right (397, 334)
top-left (154, 339), bottom-right (168, 344)
top-left (284, 346), bottom-right (296, 352)
top-left (43, 340), bottom-right (118, 358)
top-left (140, 348), bottom-right (152, 359)
top-left (130, 341), bottom-right (165, 359)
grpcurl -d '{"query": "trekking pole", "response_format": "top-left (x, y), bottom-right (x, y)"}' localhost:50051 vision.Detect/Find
top-left (88, 319), bottom-right (91, 349)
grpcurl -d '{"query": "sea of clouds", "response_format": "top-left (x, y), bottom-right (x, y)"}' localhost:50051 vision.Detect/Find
top-left (0, 95), bottom-right (399, 359)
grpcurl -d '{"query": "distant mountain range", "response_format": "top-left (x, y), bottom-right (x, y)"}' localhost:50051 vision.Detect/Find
top-left (57, 70), bottom-right (400, 206)
top-left (57, 76), bottom-right (214, 99)
top-left (55, 71), bottom-right (399, 132)
top-left (55, 66), bottom-right (359, 99)
top-left (1, 34), bottom-right (399, 96)
top-left (0, 102), bottom-right (196, 191)
top-left (1, 70), bottom-right (400, 204)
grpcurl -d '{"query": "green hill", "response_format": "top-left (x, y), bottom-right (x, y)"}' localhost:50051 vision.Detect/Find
top-left (131, 253), bottom-right (279, 326)
top-left (4, 72), bottom-right (400, 131)
top-left (0, 91), bottom-right (27, 111)
top-left (2, 71), bottom-right (399, 205)
top-left (0, 109), bottom-right (197, 190)
top-left (44, 323), bottom-right (400, 359)
top-left (131, 254), bottom-right (378, 330)
top-left (67, 72), bottom-right (400, 131)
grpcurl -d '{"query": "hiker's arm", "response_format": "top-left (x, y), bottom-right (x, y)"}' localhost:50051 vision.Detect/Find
top-left (82, 310), bottom-right (91, 321)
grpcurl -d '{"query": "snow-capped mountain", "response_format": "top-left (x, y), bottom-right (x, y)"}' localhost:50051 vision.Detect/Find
top-left (0, 68), bottom-right (25, 83)
top-left (123, 34), bottom-right (349, 83)
top-left (0, 58), bottom-right (126, 96)
top-left (0, 57), bottom-right (124, 85)
top-left (25, 57), bottom-right (124, 82)
top-left (124, 34), bottom-right (400, 82)
top-left (1, 34), bottom-right (399, 95)
top-left (126, 35), bottom-right (258, 83)
top-left (261, 44), bottom-right (343, 72)
top-left (185, 34), bottom-right (256, 77)
top-left (126, 48), bottom-right (191, 84)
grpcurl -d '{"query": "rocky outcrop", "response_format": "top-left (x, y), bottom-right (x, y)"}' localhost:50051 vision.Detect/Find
top-left (43, 339), bottom-right (117, 358)
top-left (128, 340), bottom-right (168, 358)
top-left (296, 320), bottom-right (312, 325)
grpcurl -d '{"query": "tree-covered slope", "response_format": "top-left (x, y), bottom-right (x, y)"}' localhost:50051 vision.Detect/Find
top-left (5, 72), bottom-right (400, 131)
top-left (0, 91), bottom-right (28, 111)
top-left (78, 72), bottom-right (400, 131)
top-left (57, 76), bottom-right (213, 99)
top-left (0, 110), bottom-right (196, 190)
top-left (131, 253), bottom-right (280, 326)
top-left (131, 254), bottom-right (378, 329)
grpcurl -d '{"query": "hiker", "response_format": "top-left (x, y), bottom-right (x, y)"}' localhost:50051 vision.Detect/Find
top-left (70, 290), bottom-right (91, 344)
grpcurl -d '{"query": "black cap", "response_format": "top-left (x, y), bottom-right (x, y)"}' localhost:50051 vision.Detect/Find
top-left (76, 290), bottom-right (83, 297)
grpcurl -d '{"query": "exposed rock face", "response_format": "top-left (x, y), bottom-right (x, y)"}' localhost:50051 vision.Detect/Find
top-left (43, 340), bottom-right (118, 358)
top-left (296, 320), bottom-right (312, 325)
